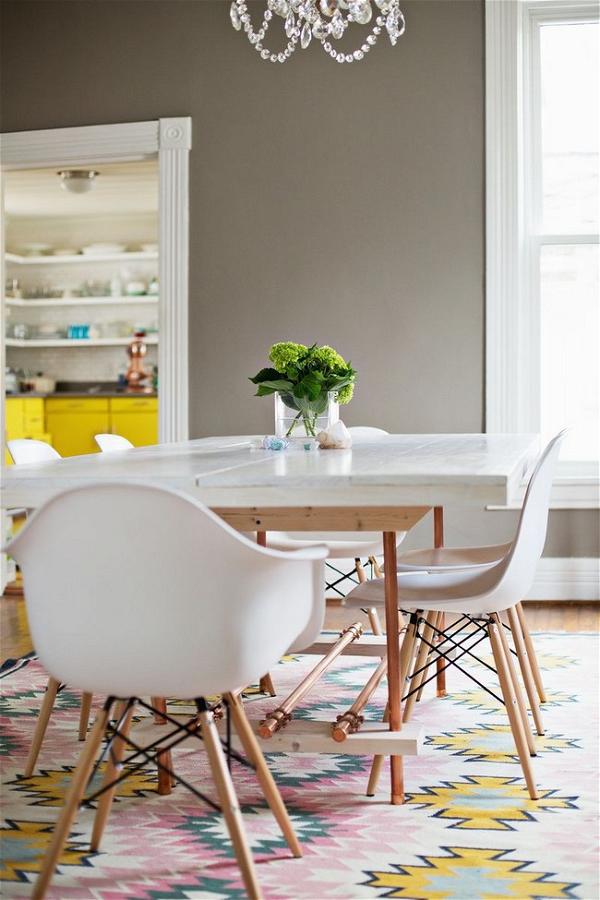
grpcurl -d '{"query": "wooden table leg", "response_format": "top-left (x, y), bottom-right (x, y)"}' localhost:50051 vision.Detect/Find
top-left (256, 532), bottom-right (276, 697)
top-left (383, 531), bottom-right (404, 805)
top-left (434, 507), bottom-right (447, 697)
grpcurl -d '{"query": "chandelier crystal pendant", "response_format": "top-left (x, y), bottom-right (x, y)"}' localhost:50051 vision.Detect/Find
top-left (229, 0), bottom-right (405, 64)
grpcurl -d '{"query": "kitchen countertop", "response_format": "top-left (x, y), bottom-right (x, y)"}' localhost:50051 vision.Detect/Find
top-left (6, 391), bottom-right (157, 399)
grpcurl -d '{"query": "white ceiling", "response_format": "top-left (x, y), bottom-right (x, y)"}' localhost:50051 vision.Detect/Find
top-left (4, 160), bottom-right (159, 218)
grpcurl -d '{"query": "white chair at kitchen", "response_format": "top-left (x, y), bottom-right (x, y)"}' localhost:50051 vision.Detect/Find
top-left (94, 433), bottom-right (134, 452)
top-left (6, 482), bottom-right (328, 900)
top-left (7, 438), bottom-right (61, 464)
top-left (7, 438), bottom-right (95, 776)
top-left (343, 430), bottom-right (566, 801)
top-left (266, 426), bottom-right (404, 634)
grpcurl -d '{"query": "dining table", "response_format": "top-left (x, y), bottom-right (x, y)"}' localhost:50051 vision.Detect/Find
top-left (1, 432), bottom-right (539, 805)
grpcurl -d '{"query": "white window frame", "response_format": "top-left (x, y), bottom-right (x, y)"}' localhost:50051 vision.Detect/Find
top-left (486, 0), bottom-right (599, 508)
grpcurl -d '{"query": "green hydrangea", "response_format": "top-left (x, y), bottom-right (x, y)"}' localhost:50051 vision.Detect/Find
top-left (269, 341), bottom-right (307, 373)
top-left (337, 383), bottom-right (354, 405)
top-left (310, 345), bottom-right (347, 371)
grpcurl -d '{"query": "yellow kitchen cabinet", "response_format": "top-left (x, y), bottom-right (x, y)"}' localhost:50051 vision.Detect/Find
top-left (45, 397), bottom-right (110, 457)
top-left (109, 396), bottom-right (158, 447)
top-left (5, 397), bottom-right (51, 464)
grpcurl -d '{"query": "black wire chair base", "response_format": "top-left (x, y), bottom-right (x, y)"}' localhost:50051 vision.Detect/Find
top-left (325, 557), bottom-right (377, 597)
top-left (400, 612), bottom-right (506, 707)
top-left (81, 696), bottom-right (254, 816)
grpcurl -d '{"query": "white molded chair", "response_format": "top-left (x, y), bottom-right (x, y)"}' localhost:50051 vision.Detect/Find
top-left (265, 426), bottom-right (405, 633)
top-left (94, 433), bottom-right (134, 452)
top-left (5, 482), bottom-right (328, 900)
top-left (7, 439), bottom-right (61, 464)
top-left (344, 430), bottom-right (566, 800)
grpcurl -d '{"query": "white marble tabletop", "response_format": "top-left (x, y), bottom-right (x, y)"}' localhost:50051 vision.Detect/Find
top-left (1, 433), bottom-right (539, 510)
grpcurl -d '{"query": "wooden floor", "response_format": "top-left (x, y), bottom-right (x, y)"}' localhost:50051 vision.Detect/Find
top-left (1, 592), bottom-right (598, 665)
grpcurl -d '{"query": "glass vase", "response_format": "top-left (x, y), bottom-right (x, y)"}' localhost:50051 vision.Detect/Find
top-left (274, 391), bottom-right (339, 440)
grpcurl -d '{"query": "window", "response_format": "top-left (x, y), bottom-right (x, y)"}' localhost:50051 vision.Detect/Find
top-left (486, 1), bottom-right (599, 507)
top-left (537, 17), bottom-right (599, 464)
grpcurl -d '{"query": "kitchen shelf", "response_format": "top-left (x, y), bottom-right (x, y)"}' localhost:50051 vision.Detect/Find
top-left (5, 251), bottom-right (158, 265)
top-left (6, 296), bottom-right (159, 308)
top-left (6, 336), bottom-right (159, 348)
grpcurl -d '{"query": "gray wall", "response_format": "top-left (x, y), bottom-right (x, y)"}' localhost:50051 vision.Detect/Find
top-left (1, 0), bottom-right (596, 556)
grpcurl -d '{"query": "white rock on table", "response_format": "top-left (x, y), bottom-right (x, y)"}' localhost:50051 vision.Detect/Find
top-left (317, 420), bottom-right (352, 449)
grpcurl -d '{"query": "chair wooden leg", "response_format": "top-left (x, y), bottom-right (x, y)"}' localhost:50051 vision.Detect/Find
top-left (367, 608), bottom-right (383, 635)
top-left (151, 697), bottom-right (174, 794)
top-left (258, 673), bottom-right (276, 697)
top-left (90, 701), bottom-right (135, 851)
top-left (488, 619), bottom-right (538, 800)
top-left (200, 708), bottom-right (262, 900)
top-left (226, 692), bottom-right (301, 858)
top-left (369, 555), bottom-right (383, 579)
top-left (355, 557), bottom-right (367, 583)
top-left (516, 601), bottom-right (547, 703)
top-left (78, 692), bottom-right (93, 741)
top-left (507, 607), bottom-right (544, 736)
top-left (495, 614), bottom-right (536, 756)
top-left (366, 616), bottom-right (418, 796)
top-left (24, 677), bottom-right (60, 778)
top-left (403, 612), bottom-right (437, 723)
top-left (366, 702), bottom-right (388, 796)
top-left (32, 703), bottom-right (113, 900)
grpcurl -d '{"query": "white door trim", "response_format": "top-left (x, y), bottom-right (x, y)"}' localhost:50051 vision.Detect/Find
top-left (0, 117), bottom-right (191, 443)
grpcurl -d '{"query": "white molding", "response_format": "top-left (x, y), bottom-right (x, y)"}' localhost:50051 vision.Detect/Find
top-left (158, 117), bottom-right (191, 443)
top-left (485, 0), bottom-right (533, 434)
top-left (526, 557), bottom-right (600, 601)
top-left (0, 121), bottom-right (159, 168)
top-left (0, 118), bottom-right (191, 444)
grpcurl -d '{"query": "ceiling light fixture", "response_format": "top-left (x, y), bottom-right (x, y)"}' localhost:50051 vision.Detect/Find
top-left (57, 170), bottom-right (99, 194)
top-left (229, 0), bottom-right (405, 64)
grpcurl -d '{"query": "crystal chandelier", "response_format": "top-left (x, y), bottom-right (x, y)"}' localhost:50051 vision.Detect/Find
top-left (229, 0), bottom-right (405, 64)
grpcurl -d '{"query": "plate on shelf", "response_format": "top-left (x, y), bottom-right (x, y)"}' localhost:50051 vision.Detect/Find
top-left (81, 243), bottom-right (127, 255)
top-left (20, 243), bottom-right (53, 256)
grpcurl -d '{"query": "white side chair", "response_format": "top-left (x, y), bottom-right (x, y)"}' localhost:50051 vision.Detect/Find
top-left (94, 433), bottom-right (134, 452)
top-left (7, 438), bottom-right (61, 464)
top-left (266, 426), bottom-right (405, 634)
top-left (5, 482), bottom-right (328, 900)
top-left (6, 439), bottom-right (96, 774)
top-left (392, 540), bottom-right (547, 703)
top-left (343, 430), bottom-right (566, 801)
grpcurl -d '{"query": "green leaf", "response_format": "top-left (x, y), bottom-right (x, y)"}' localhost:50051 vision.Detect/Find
top-left (257, 379), bottom-right (294, 392)
top-left (309, 393), bottom-right (329, 415)
top-left (249, 367), bottom-right (281, 384)
top-left (255, 384), bottom-right (276, 397)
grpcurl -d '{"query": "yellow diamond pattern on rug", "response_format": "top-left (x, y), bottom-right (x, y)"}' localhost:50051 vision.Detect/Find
top-left (10, 763), bottom-right (159, 807)
top-left (364, 846), bottom-right (578, 899)
top-left (1, 820), bottom-right (94, 883)
top-left (406, 775), bottom-right (577, 830)
top-left (426, 724), bottom-right (579, 763)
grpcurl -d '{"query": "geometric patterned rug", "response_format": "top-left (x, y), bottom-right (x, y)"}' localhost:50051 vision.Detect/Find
top-left (1, 632), bottom-right (598, 898)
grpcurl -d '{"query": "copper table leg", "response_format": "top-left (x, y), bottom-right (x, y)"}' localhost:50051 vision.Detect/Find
top-left (434, 507), bottom-right (447, 697)
top-left (383, 531), bottom-right (404, 805)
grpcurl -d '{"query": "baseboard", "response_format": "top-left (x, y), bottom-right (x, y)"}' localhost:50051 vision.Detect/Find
top-left (526, 557), bottom-right (599, 601)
